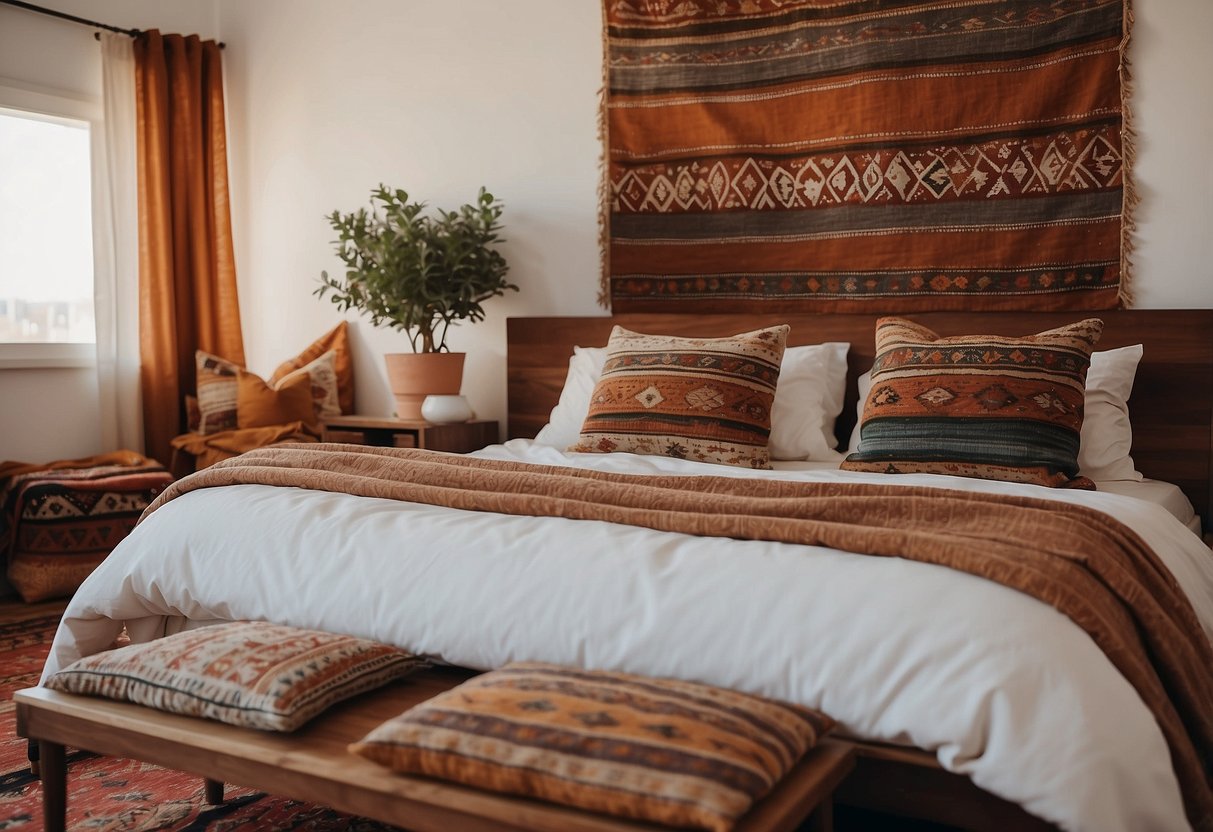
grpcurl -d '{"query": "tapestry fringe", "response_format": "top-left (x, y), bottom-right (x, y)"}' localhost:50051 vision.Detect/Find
top-left (1118, 0), bottom-right (1137, 309)
top-left (596, 0), bottom-right (612, 310)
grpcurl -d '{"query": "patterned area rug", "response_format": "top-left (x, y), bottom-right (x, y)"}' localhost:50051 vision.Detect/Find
top-left (0, 602), bottom-right (401, 831)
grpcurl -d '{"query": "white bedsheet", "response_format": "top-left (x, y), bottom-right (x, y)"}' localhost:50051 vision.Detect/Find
top-left (43, 440), bottom-right (1213, 832)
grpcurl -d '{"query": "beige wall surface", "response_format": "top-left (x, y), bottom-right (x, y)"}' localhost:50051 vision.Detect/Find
top-left (219, 0), bottom-right (1213, 430)
top-left (1, 1), bottom-right (1210, 460)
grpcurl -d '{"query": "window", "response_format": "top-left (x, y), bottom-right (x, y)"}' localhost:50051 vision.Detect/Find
top-left (0, 82), bottom-right (100, 368)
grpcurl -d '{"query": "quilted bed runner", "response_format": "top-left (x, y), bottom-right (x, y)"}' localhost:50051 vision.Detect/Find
top-left (155, 444), bottom-right (1212, 829)
top-left (602, 0), bottom-right (1132, 313)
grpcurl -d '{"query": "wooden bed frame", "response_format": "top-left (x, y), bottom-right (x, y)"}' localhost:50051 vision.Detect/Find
top-left (507, 309), bottom-right (1213, 531)
top-left (506, 308), bottom-right (1213, 830)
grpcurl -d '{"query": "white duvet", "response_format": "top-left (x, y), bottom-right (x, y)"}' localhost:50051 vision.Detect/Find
top-left (43, 440), bottom-right (1213, 832)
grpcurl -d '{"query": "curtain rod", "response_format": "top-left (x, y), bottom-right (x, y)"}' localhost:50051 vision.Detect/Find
top-left (0, 0), bottom-right (226, 47)
top-left (0, 0), bottom-right (140, 36)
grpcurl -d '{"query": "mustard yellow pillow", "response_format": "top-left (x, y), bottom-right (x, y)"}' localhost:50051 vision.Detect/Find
top-left (237, 370), bottom-right (315, 429)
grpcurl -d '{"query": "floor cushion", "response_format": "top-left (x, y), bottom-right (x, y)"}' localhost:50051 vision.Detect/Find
top-left (45, 621), bottom-right (427, 732)
top-left (2, 455), bottom-right (172, 602)
top-left (350, 661), bottom-right (835, 832)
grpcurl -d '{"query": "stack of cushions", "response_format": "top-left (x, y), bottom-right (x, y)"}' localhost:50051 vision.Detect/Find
top-left (567, 326), bottom-right (791, 469)
top-left (2, 454), bottom-right (172, 602)
top-left (45, 621), bottom-right (427, 731)
top-left (841, 317), bottom-right (1104, 488)
top-left (350, 662), bottom-right (835, 832)
top-left (192, 322), bottom-right (354, 435)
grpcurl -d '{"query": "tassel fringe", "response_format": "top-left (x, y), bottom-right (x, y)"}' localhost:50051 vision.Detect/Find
top-left (1118, 0), bottom-right (1137, 309)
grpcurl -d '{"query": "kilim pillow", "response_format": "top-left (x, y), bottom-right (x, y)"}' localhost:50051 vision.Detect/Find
top-left (568, 325), bottom-right (789, 469)
top-left (46, 621), bottom-right (427, 732)
top-left (195, 350), bottom-right (242, 434)
top-left (271, 349), bottom-right (342, 422)
top-left (841, 317), bottom-right (1103, 488)
top-left (537, 341), bottom-right (850, 461)
top-left (350, 662), bottom-right (835, 832)
top-left (269, 321), bottom-right (355, 415)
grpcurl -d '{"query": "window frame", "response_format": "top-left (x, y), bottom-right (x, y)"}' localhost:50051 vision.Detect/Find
top-left (0, 77), bottom-right (103, 369)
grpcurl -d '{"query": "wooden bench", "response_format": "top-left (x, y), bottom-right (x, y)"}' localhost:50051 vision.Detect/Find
top-left (16, 665), bottom-right (855, 832)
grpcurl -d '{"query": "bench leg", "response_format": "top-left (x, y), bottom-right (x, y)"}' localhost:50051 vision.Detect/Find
top-left (39, 740), bottom-right (66, 832)
top-left (804, 795), bottom-right (833, 832)
top-left (204, 778), bottom-right (225, 804)
top-left (27, 739), bottom-right (40, 777)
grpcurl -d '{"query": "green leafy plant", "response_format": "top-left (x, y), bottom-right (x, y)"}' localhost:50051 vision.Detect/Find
top-left (316, 185), bottom-right (516, 353)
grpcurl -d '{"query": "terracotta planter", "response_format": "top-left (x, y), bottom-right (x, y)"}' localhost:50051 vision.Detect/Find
top-left (384, 352), bottom-right (465, 420)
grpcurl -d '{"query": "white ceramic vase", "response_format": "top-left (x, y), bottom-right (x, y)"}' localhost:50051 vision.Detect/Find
top-left (421, 394), bottom-right (473, 424)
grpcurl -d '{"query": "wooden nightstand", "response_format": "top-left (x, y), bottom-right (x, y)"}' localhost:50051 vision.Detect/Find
top-left (321, 416), bottom-right (498, 454)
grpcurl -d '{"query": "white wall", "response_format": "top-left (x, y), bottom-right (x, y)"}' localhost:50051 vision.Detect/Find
top-left (1129, 0), bottom-right (1213, 307)
top-left (219, 0), bottom-right (1212, 432)
top-left (219, 0), bottom-right (603, 427)
top-left (0, 0), bottom-right (220, 462)
top-left (2, 1), bottom-right (1210, 461)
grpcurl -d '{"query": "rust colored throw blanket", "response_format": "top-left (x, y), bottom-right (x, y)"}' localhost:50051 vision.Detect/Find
top-left (148, 445), bottom-right (1213, 829)
top-left (603, 0), bottom-right (1131, 313)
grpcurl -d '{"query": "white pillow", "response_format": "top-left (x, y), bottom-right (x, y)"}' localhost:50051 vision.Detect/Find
top-left (535, 342), bottom-right (851, 461)
top-left (846, 344), bottom-right (1144, 481)
top-left (1079, 344), bottom-right (1143, 481)
top-left (534, 346), bottom-right (606, 450)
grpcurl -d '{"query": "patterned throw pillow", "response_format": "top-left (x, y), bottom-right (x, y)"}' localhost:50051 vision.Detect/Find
top-left (46, 621), bottom-right (427, 732)
top-left (568, 325), bottom-right (789, 469)
top-left (195, 346), bottom-right (343, 436)
top-left (841, 317), bottom-right (1103, 488)
top-left (269, 322), bottom-right (355, 415)
top-left (350, 662), bottom-right (834, 832)
top-left (195, 350), bottom-right (241, 434)
top-left (273, 350), bottom-right (342, 421)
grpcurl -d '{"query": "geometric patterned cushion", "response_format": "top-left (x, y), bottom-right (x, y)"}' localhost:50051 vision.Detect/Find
top-left (841, 316), bottom-right (1104, 488)
top-left (45, 621), bottom-right (427, 732)
top-left (3, 460), bottom-right (173, 602)
top-left (270, 349), bottom-right (342, 422)
top-left (568, 325), bottom-right (789, 469)
top-left (195, 350), bottom-right (242, 434)
top-left (349, 662), bottom-right (834, 832)
top-left (269, 322), bottom-right (355, 416)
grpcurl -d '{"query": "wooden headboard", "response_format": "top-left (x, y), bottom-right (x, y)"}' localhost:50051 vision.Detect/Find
top-left (507, 310), bottom-right (1213, 529)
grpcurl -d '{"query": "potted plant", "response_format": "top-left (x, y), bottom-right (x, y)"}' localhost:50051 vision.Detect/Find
top-left (316, 185), bottom-right (516, 419)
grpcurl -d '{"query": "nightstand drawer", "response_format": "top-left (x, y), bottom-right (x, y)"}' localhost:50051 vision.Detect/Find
top-left (323, 428), bottom-right (417, 448)
top-left (321, 417), bottom-right (497, 454)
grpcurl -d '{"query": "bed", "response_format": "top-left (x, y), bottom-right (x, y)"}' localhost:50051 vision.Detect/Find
top-left (36, 309), bottom-right (1213, 832)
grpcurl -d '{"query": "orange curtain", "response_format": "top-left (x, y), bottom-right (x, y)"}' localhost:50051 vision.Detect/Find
top-left (134, 30), bottom-right (244, 466)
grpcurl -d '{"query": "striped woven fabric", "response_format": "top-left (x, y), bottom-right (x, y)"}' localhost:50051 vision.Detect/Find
top-left (603, 0), bottom-right (1130, 312)
top-left (841, 316), bottom-right (1103, 487)
top-left (2, 459), bottom-right (172, 602)
top-left (47, 621), bottom-right (427, 731)
top-left (569, 325), bottom-right (788, 468)
top-left (351, 662), bottom-right (834, 832)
